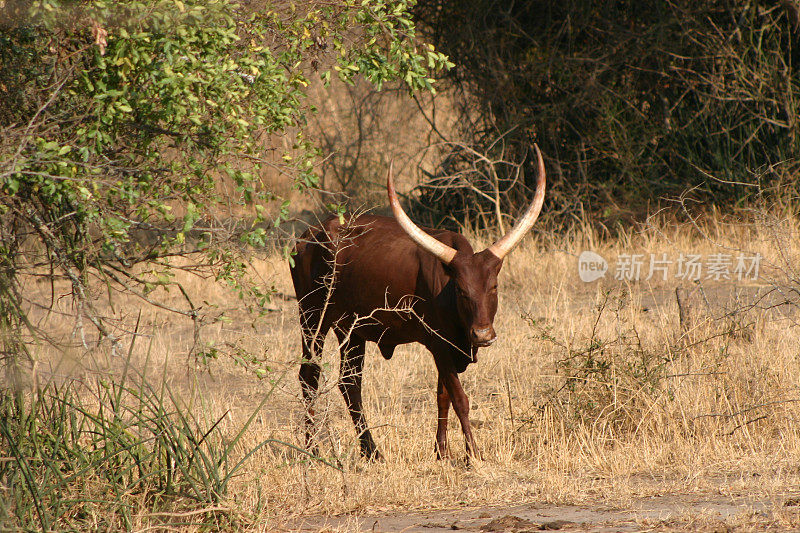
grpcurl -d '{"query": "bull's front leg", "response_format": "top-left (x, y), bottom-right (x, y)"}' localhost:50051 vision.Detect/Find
top-left (435, 376), bottom-right (451, 459)
top-left (441, 370), bottom-right (482, 461)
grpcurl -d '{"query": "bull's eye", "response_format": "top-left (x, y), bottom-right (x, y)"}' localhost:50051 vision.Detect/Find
top-left (489, 285), bottom-right (498, 294)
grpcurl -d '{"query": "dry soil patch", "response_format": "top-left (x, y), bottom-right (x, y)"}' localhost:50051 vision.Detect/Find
top-left (284, 491), bottom-right (787, 532)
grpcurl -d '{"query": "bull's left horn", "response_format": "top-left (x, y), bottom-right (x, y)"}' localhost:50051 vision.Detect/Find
top-left (486, 144), bottom-right (546, 260)
top-left (387, 161), bottom-right (458, 264)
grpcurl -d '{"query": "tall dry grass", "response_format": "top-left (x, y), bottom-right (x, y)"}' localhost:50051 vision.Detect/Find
top-left (6, 206), bottom-right (800, 529)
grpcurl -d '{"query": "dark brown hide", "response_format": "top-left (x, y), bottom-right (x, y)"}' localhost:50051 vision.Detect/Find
top-left (291, 215), bottom-right (503, 459)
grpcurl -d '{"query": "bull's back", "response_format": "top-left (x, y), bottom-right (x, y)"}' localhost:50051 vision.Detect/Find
top-left (292, 215), bottom-right (420, 303)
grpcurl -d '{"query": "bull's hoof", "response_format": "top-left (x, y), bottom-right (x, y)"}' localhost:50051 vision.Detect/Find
top-left (465, 448), bottom-right (484, 465)
top-left (435, 443), bottom-right (452, 460)
top-left (361, 441), bottom-right (383, 461)
top-left (364, 447), bottom-right (383, 462)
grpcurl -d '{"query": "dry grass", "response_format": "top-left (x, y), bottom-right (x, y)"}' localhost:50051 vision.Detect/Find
top-left (12, 207), bottom-right (800, 530)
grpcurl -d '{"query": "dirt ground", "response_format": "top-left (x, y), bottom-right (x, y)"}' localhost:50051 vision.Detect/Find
top-left (282, 482), bottom-right (800, 532)
top-left (286, 495), bottom-right (777, 532)
top-left (284, 480), bottom-right (800, 532)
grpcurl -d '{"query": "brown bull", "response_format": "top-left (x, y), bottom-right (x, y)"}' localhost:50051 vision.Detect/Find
top-left (290, 146), bottom-right (546, 460)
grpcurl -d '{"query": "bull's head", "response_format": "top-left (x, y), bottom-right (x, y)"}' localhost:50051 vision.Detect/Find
top-left (387, 145), bottom-right (546, 349)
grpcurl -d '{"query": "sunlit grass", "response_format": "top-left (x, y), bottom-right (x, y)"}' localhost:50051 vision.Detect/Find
top-left (4, 207), bottom-right (800, 530)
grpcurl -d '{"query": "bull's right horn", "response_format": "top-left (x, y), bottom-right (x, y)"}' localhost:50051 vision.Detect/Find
top-left (387, 161), bottom-right (458, 264)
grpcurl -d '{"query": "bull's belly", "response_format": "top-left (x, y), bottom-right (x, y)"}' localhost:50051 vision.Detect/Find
top-left (330, 306), bottom-right (431, 346)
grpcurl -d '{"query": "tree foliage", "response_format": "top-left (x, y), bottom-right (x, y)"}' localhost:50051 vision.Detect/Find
top-left (413, 0), bottom-right (800, 225)
top-left (0, 0), bottom-right (450, 362)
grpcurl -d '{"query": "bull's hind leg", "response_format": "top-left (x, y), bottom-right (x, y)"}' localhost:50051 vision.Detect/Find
top-left (336, 331), bottom-right (381, 460)
top-left (298, 310), bottom-right (327, 455)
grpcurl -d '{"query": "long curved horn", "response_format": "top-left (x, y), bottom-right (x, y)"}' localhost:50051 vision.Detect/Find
top-left (387, 161), bottom-right (458, 264)
top-left (487, 144), bottom-right (547, 260)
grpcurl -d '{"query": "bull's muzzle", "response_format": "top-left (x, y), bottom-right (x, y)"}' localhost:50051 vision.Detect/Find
top-left (470, 326), bottom-right (496, 347)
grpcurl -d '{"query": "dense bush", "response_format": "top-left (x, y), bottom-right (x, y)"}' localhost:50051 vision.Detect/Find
top-left (414, 0), bottom-right (800, 225)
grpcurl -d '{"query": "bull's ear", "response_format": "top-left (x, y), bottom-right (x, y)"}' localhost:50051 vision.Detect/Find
top-left (442, 260), bottom-right (457, 277)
